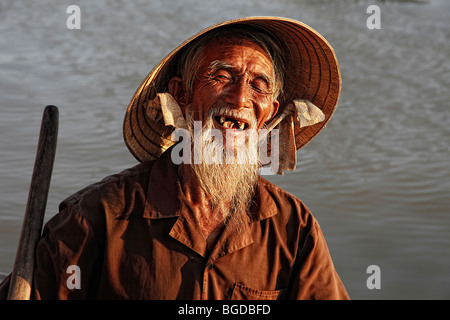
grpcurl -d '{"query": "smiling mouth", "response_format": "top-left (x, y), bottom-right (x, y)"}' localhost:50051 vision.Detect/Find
top-left (215, 116), bottom-right (249, 131)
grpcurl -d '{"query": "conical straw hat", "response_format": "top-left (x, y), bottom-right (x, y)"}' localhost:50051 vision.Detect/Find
top-left (123, 16), bottom-right (341, 163)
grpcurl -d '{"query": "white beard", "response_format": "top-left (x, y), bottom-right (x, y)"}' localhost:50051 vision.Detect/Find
top-left (185, 105), bottom-right (260, 232)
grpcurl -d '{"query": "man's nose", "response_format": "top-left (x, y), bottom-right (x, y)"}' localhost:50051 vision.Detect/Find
top-left (223, 80), bottom-right (252, 109)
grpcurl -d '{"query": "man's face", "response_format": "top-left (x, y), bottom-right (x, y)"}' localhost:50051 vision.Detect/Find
top-left (169, 39), bottom-right (280, 221)
top-left (186, 39), bottom-right (280, 137)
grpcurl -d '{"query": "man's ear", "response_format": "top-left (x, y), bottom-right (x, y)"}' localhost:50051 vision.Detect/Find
top-left (168, 76), bottom-right (188, 114)
top-left (267, 99), bottom-right (280, 122)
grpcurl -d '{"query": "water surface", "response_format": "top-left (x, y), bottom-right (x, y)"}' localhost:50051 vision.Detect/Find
top-left (1, 0), bottom-right (449, 299)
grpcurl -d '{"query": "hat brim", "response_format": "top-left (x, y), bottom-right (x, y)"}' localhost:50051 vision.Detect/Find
top-left (124, 16), bottom-right (341, 163)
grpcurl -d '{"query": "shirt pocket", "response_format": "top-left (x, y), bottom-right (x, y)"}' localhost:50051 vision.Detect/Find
top-left (229, 282), bottom-right (287, 300)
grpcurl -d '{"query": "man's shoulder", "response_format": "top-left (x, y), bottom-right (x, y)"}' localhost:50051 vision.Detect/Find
top-left (39, 161), bottom-right (156, 252)
top-left (257, 176), bottom-right (306, 207)
top-left (256, 176), bottom-right (316, 229)
top-left (60, 161), bottom-right (155, 214)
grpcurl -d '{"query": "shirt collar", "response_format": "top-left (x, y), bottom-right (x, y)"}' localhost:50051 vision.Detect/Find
top-left (143, 148), bottom-right (182, 219)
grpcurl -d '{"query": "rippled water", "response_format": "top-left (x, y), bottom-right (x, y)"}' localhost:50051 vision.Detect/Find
top-left (1, 0), bottom-right (449, 299)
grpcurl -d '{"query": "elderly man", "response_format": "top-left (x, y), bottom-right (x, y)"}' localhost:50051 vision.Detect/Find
top-left (1, 17), bottom-right (349, 300)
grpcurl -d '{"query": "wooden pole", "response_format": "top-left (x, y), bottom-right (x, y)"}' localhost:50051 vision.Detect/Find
top-left (7, 105), bottom-right (59, 300)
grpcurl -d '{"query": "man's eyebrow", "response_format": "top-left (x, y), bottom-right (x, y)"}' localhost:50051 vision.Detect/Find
top-left (208, 60), bottom-right (234, 72)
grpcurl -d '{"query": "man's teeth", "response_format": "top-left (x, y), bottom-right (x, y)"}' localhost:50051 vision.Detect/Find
top-left (223, 120), bottom-right (234, 129)
top-left (217, 116), bottom-right (246, 130)
top-left (236, 121), bottom-right (246, 130)
top-left (219, 116), bottom-right (227, 126)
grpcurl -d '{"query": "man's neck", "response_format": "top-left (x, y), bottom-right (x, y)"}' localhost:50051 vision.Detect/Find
top-left (178, 164), bottom-right (230, 249)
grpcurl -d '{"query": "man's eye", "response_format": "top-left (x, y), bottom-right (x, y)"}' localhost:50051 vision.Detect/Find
top-left (251, 79), bottom-right (271, 94)
top-left (212, 70), bottom-right (232, 81)
top-left (214, 75), bottom-right (231, 82)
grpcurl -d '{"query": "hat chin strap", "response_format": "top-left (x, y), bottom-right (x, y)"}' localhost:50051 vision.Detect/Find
top-left (263, 99), bottom-right (325, 175)
top-left (158, 93), bottom-right (189, 130)
top-left (263, 99), bottom-right (325, 134)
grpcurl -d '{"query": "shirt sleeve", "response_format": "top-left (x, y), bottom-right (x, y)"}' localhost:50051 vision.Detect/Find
top-left (32, 197), bottom-right (104, 300)
top-left (289, 220), bottom-right (349, 300)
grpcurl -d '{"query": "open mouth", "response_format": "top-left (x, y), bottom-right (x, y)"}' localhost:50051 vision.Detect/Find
top-left (214, 116), bottom-right (249, 131)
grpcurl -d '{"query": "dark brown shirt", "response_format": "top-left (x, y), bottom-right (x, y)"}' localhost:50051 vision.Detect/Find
top-left (2, 150), bottom-right (349, 300)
